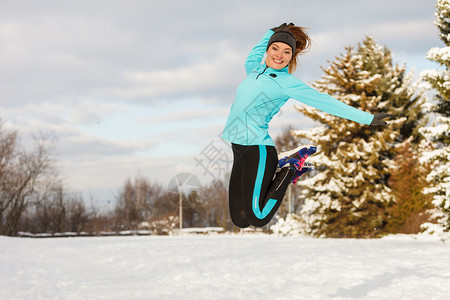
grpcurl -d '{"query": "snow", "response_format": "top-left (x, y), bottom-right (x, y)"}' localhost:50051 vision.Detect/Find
top-left (1, 234), bottom-right (450, 299)
top-left (426, 47), bottom-right (450, 62)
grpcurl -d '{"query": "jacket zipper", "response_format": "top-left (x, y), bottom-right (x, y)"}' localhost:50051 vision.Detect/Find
top-left (256, 65), bottom-right (269, 80)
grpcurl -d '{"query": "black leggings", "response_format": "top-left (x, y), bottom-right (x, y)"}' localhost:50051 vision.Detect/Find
top-left (228, 143), bottom-right (295, 228)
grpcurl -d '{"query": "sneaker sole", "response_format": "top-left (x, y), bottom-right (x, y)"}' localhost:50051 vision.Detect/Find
top-left (277, 144), bottom-right (316, 160)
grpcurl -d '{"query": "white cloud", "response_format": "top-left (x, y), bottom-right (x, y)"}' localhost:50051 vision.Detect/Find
top-left (57, 135), bottom-right (155, 157)
top-left (140, 108), bottom-right (228, 124)
top-left (97, 45), bottom-right (243, 100)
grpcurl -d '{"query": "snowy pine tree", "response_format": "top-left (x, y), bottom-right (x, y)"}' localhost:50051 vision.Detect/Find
top-left (290, 37), bottom-right (427, 238)
top-left (420, 0), bottom-right (450, 232)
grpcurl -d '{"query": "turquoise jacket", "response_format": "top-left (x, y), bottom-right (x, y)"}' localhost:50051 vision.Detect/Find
top-left (222, 30), bottom-right (374, 146)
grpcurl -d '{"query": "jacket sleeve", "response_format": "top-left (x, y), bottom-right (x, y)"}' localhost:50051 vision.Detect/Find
top-left (244, 30), bottom-right (274, 75)
top-left (282, 76), bottom-right (374, 125)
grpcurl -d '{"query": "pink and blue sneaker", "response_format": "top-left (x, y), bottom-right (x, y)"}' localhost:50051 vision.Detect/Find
top-left (291, 162), bottom-right (315, 184)
top-left (278, 145), bottom-right (317, 184)
top-left (278, 145), bottom-right (317, 170)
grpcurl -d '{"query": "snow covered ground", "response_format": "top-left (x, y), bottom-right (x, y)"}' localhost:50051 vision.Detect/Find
top-left (1, 234), bottom-right (449, 300)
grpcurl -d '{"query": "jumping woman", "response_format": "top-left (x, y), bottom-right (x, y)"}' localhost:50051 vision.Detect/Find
top-left (222, 23), bottom-right (390, 228)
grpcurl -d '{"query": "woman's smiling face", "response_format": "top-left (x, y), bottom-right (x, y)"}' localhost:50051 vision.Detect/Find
top-left (265, 42), bottom-right (293, 69)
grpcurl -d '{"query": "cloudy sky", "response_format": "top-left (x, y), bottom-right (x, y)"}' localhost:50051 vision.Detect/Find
top-left (0, 0), bottom-right (440, 207)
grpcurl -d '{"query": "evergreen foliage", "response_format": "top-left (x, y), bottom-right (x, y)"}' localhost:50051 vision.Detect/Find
top-left (420, 0), bottom-right (450, 232)
top-left (386, 140), bottom-right (433, 234)
top-left (291, 37), bottom-right (427, 238)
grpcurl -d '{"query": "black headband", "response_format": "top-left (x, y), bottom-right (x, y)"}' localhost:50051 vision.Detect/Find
top-left (267, 30), bottom-right (296, 53)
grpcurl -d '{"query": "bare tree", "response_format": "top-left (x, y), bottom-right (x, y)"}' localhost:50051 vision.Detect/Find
top-left (19, 180), bottom-right (92, 235)
top-left (65, 195), bottom-right (89, 234)
top-left (0, 120), bottom-right (55, 236)
top-left (114, 174), bottom-right (231, 232)
top-left (114, 176), bottom-right (165, 230)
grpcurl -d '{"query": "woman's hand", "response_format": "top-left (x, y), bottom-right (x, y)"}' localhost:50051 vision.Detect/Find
top-left (370, 113), bottom-right (392, 125)
top-left (271, 23), bottom-right (294, 32)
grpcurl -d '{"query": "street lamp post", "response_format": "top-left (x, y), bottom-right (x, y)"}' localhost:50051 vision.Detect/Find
top-left (179, 188), bottom-right (183, 231)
